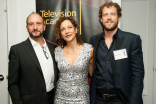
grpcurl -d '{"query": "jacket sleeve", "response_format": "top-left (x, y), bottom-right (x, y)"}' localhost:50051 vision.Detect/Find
top-left (89, 36), bottom-right (95, 46)
top-left (8, 46), bottom-right (23, 104)
top-left (127, 35), bottom-right (144, 104)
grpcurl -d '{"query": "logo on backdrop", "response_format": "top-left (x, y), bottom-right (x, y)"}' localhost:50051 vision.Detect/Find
top-left (36, 0), bottom-right (111, 43)
top-left (40, 9), bottom-right (77, 25)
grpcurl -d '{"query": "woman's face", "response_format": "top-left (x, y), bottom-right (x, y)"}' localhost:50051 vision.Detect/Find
top-left (60, 20), bottom-right (77, 42)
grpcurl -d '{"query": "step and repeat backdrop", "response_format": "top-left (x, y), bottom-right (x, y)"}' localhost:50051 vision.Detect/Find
top-left (36, 0), bottom-right (112, 44)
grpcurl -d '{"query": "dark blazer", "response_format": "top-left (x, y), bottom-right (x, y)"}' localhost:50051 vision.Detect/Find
top-left (8, 38), bottom-right (58, 104)
top-left (90, 29), bottom-right (144, 104)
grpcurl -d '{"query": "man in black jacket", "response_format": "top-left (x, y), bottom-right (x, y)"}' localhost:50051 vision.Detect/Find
top-left (90, 1), bottom-right (144, 104)
top-left (8, 12), bottom-right (58, 104)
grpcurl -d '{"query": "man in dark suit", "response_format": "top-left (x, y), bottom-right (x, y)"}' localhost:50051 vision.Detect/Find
top-left (90, 1), bottom-right (144, 104)
top-left (8, 12), bottom-right (57, 104)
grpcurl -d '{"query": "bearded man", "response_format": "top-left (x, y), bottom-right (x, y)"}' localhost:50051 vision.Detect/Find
top-left (90, 1), bottom-right (144, 104)
top-left (8, 12), bottom-right (57, 104)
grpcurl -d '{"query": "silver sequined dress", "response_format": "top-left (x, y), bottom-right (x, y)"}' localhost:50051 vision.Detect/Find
top-left (54, 43), bottom-right (92, 104)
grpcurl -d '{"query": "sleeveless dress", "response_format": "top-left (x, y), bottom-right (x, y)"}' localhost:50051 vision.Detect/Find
top-left (54, 43), bottom-right (92, 104)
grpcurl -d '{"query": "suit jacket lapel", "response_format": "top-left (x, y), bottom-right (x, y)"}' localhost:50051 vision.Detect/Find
top-left (23, 38), bottom-right (42, 73)
top-left (93, 33), bottom-right (103, 72)
top-left (93, 33), bottom-right (109, 80)
top-left (46, 41), bottom-right (58, 85)
top-left (112, 29), bottom-right (125, 71)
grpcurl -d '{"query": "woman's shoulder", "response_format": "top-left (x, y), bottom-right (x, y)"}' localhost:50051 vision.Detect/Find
top-left (83, 43), bottom-right (92, 51)
top-left (83, 43), bottom-right (92, 48)
top-left (55, 46), bottom-right (62, 52)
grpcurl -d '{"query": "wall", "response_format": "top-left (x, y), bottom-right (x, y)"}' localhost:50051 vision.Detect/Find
top-left (7, 0), bottom-right (36, 49)
top-left (122, 0), bottom-right (156, 103)
top-left (7, 1), bottom-right (35, 104)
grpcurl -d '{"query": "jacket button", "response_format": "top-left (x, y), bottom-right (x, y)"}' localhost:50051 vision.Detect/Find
top-left (44, 92), bottom-right (46, 95)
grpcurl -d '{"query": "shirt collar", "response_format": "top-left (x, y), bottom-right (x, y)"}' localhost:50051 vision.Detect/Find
top-left (100, 28), bottom-right (119, 40)
top-left (29, 36), bottom-right (47, 47)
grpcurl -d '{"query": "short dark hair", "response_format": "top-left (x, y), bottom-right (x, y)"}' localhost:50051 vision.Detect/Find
top-left (99, 1), bottom-right (122, 19)
top-left (53, 16), bottom-right (83, 48)
top-left (26, 12), bottom-right (44, 26)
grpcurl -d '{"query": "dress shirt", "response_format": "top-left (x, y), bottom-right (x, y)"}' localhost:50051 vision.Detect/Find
top-left (29, 37), bottom-right (54, 92)
top-left (95, 29), bottom-right (119, 94)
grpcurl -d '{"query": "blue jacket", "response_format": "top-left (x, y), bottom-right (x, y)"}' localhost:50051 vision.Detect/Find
top-left (90, 29), bottom-right (144, 104)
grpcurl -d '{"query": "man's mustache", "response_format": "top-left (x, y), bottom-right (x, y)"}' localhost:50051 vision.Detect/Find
top-left (32, 30), bottom-right (40, 32)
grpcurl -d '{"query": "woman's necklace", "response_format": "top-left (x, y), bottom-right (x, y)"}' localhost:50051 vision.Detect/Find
top-left (66, 45), bottom-right (80, 54)
top-left (67, 51), bottom-right (72, 54)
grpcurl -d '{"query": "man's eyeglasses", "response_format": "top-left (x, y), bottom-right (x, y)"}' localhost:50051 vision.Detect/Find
top-left (42, 46), bottom-right (49, 59)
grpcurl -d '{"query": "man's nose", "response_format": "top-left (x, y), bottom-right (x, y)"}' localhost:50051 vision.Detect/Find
top-left (33, 24), bottom-right (37, 29)
top-left (107, 14), bottom-right (111, 19)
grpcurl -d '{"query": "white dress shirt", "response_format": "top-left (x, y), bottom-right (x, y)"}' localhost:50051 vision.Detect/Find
top-left (29, 37), bottom-right (54, 92)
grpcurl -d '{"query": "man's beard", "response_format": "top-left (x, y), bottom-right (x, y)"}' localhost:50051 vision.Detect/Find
top-left (103, 21), bottom-right (118, 31)
top-left (29, 30), bottom-right (44, 38)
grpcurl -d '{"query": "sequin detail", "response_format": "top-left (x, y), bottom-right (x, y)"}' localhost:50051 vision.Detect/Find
top-left (54, 43), bottom-right (92, 104)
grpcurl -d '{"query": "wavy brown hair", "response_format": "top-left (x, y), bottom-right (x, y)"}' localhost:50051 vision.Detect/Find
top-left (99, 1), bottom-right (122, 19)
top-left (53, 16), bottom-right (83, 48)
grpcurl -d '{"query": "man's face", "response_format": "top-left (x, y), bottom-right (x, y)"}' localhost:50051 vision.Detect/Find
top-left (100, 6), bottom-right (120, 31)
top-left (26, 14), bottom-right (45, 38)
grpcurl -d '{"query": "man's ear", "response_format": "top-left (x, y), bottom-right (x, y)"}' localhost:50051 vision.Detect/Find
top-left (26, 26), bottom-right (28, 32)
top-left (118, 16), bottom-right (121, 21)
top-left (100, 18), bottom-right (102, 22)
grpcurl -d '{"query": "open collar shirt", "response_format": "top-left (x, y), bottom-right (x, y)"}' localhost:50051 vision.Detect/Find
top-left (29, 37), bottom-right (54, 92)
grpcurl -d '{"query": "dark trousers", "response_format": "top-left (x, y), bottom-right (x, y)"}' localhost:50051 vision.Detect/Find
top-left (47, 88), bottom-right (55, 104)
top-left (95, 94), bottom-right (124, 104)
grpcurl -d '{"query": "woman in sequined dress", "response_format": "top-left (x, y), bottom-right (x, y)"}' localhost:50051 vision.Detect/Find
top-left (53, 16), bottom-right (93, 104)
